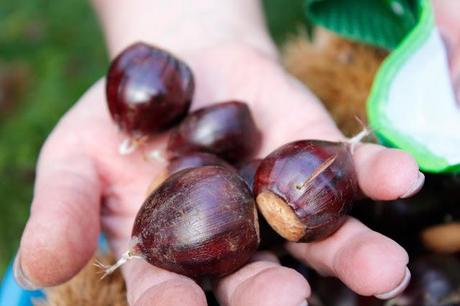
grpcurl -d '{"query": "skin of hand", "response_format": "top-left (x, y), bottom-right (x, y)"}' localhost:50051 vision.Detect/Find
top-left (14, 1), bottom-right (424, 305)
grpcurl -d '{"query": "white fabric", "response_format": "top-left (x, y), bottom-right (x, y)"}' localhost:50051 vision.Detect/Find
top-left (386, 28), bottom-right (460, 164)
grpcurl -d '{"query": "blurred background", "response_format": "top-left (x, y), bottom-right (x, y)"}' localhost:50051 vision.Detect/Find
top-left (0, 0), bottom-right (305, 276)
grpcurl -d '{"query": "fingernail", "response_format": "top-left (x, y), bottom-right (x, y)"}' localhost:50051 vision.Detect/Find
top-left (374, 267), bottom-right (411, 300)
top-left (13, 250), bottom-right (40, 290)
top-left (298, 300), bottom-right (308, 306)
top-left (401, 172), bottom-right (425, 198)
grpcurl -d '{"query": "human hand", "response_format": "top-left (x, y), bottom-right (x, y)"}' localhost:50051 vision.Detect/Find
top-left (15, 1), bottom-right (424, 305)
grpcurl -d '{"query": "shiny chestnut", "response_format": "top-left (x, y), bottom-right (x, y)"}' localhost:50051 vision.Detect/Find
top-left (167, 101), bottom-right (261, 163)
top-left (106, 42), bottom-right (194, 137)
top-left (254, 140), bottom-right (359, 242)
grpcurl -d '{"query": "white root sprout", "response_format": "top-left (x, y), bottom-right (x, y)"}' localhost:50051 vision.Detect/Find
top-left (94, 250), bottom-right (142, 279)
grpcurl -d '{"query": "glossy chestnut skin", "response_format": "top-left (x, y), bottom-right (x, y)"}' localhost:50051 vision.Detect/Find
top-left (132, 166), bottom-right (259, 279)
top-left (254, 140), bottom-right (358, 242)
top-left (106, 42), bottom-right (194, 136)
top-left (146, 152), bottom-right (234, 195)
top-left (167, 101), bottom-right (262, 163)
top-left (390, 254), bottom-right (460, 306)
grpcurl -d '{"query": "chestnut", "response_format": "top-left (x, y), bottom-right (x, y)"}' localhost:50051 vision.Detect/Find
top-left (167, 101), bottom-right (262, 163)
top-left (253, 140), bottom-right (359, 242)
top-left (146, 152), bottom-right (233, 195)
top-left (106, 42), bottom-right (194, 139)
top-left (103, 166), bottom-right (260, 280)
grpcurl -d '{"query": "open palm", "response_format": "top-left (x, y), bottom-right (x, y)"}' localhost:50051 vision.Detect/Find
top-left (16, 44), bottom-right (422, 306)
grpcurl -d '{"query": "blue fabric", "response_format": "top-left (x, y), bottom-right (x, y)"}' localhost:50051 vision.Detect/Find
top-left (0, 262), bottom-right (44, 306)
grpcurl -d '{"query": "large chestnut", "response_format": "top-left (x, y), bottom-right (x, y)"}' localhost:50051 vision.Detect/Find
top-left (253, 140), bottom-right (359, 242)
top-left (104, 166), bottom-right (259, 280)
top-left (167, 101), bottom-right (262, 163)
top-left (106, 42), bottom-right (194, 137)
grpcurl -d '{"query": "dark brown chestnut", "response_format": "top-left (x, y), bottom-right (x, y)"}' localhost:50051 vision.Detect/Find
top-left (104, 166), bottom-right (260, 280)
top-left (167, 101), bottom-right (262, 163)
top-left (253, 140), bottom-right (359, 242)
top-left (106, 42), bottom-right (194, 137)
top-left (146, 152), bottom-right (234, 195)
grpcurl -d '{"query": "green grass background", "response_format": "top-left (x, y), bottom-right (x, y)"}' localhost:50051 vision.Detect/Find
top-left (0, 0), bottom-right (304, 276)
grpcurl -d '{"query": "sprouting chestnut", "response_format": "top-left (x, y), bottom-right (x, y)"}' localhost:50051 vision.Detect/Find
top-left (167, 101), bottom-right (262, 163)
top-left (253, 140), bottom-right (359, 242)
top-left (146, 152), bottom-right (233, 195)
top-left (106, 42), bottom-right (194, 140)
top-left (104, 166), bottom-right (259, 280)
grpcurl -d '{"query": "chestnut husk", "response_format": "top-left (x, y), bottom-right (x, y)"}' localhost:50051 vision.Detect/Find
top-left (167, 101), bottom-right (262, 163)
top-left (133, 166), bottom-right (260, 279)
top-left (254, 140), bottom-right (358, 242)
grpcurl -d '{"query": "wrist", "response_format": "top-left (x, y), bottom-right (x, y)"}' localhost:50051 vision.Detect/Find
top-left (91, 0), bottom-right (277, 59)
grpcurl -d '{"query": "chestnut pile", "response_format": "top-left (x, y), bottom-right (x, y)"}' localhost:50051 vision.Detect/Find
top-left (103, 41), bottom-right (360, 280)
top-left (103, 42), bottom-right (460, 305)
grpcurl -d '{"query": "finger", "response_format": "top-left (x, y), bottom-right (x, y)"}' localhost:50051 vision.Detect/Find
top-left (15, 133), bottom-right (101, 289)
top-left (353, 144), bottom-right (423, 200)
top-left (286, 218), bottom-right (410, 299)
top-left (122, 260), bottom-right (206, 306)
top-left (255, 77), bottom-right (423, 201)
top-left (215, 252), bottom-right (310, 306)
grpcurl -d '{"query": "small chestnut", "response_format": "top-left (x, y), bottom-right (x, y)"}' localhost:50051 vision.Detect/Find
top-left (253, 140), bottom-right (359, 242)
top-left (104, 166), bottom-right (260, 280)
top-left (106, 42), bottom-right (194, 139)
top-left (167, 101), bottom-right (262, 163)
